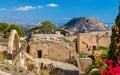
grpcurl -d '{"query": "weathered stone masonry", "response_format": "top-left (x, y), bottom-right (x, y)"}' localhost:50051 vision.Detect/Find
top-left (28, 40), bottom-right (71, 62)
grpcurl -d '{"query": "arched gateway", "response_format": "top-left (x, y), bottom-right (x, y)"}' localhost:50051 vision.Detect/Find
top-left (8, 29), bottom-right (24, 67)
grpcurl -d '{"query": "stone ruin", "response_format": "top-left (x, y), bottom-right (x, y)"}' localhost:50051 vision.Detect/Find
top-left (7, 29), bottom-right (93, 75)
top-left (7, 29), bottom-right (40, 75)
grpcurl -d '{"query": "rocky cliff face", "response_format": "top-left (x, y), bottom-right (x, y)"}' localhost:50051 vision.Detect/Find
top-left (64, 17), bottom-right (108, 33)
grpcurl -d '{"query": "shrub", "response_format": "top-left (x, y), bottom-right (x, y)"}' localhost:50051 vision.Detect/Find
top-left (61, 37), bottom-right (70, 43)
top-left (0, 51), bottom-right (9, 61)
top-left (79, 53), bottom-right (88, 58)
top-left (41, 70), bottom-right (49, 75)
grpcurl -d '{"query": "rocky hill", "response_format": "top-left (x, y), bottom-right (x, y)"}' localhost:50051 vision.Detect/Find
top-left (63, 17), bottom-right (108, 33)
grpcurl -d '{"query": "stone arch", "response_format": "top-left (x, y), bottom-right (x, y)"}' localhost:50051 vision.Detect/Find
top-left (8, 29), bottom-right (21, 65)
top-left (7, 30), bottom-right (40, 74)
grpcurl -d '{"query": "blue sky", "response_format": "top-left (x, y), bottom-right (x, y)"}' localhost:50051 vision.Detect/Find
top-left (0, 0), bottom-right (119, 25)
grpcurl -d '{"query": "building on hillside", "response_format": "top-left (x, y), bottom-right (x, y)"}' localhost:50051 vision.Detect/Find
top-left (31, 33), bottom-right (63, 41)
top-left (54, 29), bottom-right (73, 36)
top-left (26, 29), bottom-right (73, 42)
top-left (30, 29), bottom-right (74, 41)
top-left (77, 31), bottom-right (111, 54)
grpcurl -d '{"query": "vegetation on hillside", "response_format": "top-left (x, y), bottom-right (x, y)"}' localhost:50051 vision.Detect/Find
top-left (0, 22), bottom-right (25, 38)
top-left (7, 24), bottom-right (25, 37)
top-left (29, 20), bottom-right (56, 34)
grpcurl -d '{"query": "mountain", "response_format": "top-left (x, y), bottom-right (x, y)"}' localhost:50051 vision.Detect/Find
top-left (105, 23), bottom-right (114, 30)
top-left (63, 17), bottom-right (109, 33)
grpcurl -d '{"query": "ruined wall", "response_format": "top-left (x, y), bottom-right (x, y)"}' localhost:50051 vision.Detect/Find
top-left (32, 33), bottom-right (63, 40)
top-left (65, 35), bottom-right (77, 42)
top-left (79, 58), bottom-right (92, 71)
top-left (28, 41), bottom-right (71, 62)
top-left (77, 31), bottom-right (111, 54)
top-left (0, 39), bottom-right (8, 52)
top-left (29, 42), bottom-right (49, 58)
top-left (48, 43), bottom-right (70, 62)
top-left (20, 40), bottom-right (27, 51)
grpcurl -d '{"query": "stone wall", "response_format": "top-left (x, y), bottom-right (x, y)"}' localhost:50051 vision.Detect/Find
top-left (28, 42), bottom-right (49, 58)
top-left (79, 58), bottom-right (92, 71)
top-left (65, 35), bottom-right (77, 42)
top-left (32, 33), bottom-right (63, 40)
top-left (20, 40), bottom-right (27, 51)
top-left (0, 39), bottom-right (8, 52)
top-left (48, 43), bottom-right (70, 62)
top-left (0, 38), bottom-right (27, 54)
top-left (77, 31), bottom-right (111, 54)
top-left (0, 45), bottom-right (7, 52)
top-left (28, 41), bottom-right (71, 62)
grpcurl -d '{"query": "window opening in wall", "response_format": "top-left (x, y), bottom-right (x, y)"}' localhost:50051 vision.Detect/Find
top-left (27, 46), bottom-right (30, 53)
top-left (93, 46), bottom-right (96, 50)
top-left (38, 50), bottom-right (42, 58)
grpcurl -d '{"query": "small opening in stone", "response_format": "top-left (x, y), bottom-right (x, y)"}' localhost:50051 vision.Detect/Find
top-left (38, 50), bottom-right (42, 58)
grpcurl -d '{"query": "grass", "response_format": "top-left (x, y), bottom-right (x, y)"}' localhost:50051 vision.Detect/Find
top-left (0, 51), bottom-right (9, 61)
top-left (1, 61), bottom-right (6, 64)
top-left (61, 37), bottom-right (70, 43)
top-left (41, 70), bottom-right (49, 75)
top-left (4, 65), bottom-right (10, 70)
top-left (79, 53), bottom-right (88, 58)
top-left (85, 63), bottom-right (100, 75)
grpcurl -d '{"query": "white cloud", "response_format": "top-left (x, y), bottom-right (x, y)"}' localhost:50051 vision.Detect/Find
top-left (37, 6), bottom-right (43, 8)
top-left (46, 3), bottom-right (58, 7)
top-left (0, 8), bottom-right (5, 10)
top-left (16, 6), bottom-right (36, 11)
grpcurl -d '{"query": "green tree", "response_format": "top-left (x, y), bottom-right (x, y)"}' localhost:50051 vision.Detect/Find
top-left (7, 24), bottom-right (25, 37)
top-left (0, 23), bottom-right (25, 38)
top-left (29, 26), bottom-right (40, 31)
top-left (108, 5), bottom-right (120, 62)
top-left (0, 22), bottom-right (10, 38)
top-left (40, 20), bottom-right (56, 33)
top-left (0, 22), bottom-right (9, 33)
top-left (29, 20), bottom-right (56, 34)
